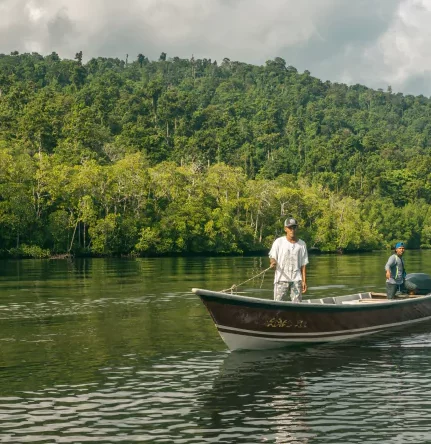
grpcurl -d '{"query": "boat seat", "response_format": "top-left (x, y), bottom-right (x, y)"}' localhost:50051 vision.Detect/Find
top-left (320, 297), bottom-right (336, 304)
top-left (359, 293), bottom-right (372, 299)
top-left (335, 294), bottom-right (361, 304)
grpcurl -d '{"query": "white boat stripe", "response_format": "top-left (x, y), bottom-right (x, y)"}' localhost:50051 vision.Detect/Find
top-left (220, 330), bottom-right (382, 344)
top-left (218, 330), bottom-right (386, 350)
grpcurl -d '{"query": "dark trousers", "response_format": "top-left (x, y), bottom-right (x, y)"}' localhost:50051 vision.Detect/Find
top-left (386, 282), bottom-right (405, 299)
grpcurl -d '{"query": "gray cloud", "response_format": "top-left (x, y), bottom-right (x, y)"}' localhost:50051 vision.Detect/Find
top-left (0, 0), bottom-right (430, 95)
top-left (47, 10), bottom-right (75, 46)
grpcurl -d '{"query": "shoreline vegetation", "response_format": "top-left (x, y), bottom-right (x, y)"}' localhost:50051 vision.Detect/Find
top-left (2, 246), bottom-right (382, 259)
top-left (6, 248), bottom-right (410, 261)
top-left (1, 52), bottom-right (431, 259)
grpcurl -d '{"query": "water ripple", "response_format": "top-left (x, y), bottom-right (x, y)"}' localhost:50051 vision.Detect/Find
top-left (2, 257), bottom-right (431, 442)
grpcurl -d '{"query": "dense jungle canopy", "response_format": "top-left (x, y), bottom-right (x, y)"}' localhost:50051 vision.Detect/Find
top-left (1, 51), bottom-right (431, 257)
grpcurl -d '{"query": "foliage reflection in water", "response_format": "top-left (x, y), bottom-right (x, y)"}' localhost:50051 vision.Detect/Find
top-left (0, 254), bottom-right (431, 442)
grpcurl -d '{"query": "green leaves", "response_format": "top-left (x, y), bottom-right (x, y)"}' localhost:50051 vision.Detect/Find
top-left (3, 52), bottom-right (431, 255)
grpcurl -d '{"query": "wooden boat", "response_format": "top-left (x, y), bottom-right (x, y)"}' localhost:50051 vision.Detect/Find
top-left (192, 288), bottom-right (431, 351)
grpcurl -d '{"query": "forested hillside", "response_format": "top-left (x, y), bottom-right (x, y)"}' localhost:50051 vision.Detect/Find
top-left (1, 51), bottom-right (431, 257)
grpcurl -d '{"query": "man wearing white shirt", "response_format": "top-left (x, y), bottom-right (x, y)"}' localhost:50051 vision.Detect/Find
top-left (269, 218), bottom-right (309, 302)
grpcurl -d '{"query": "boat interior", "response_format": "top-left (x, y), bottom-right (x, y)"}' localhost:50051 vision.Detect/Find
top-left (303, 292), bottom-right (422, 305)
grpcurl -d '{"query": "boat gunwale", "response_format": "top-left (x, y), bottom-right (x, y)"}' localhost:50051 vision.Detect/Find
top-left (192, 287), bottom-right (431, 311)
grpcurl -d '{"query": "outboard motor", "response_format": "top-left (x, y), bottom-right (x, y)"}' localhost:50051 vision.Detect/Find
top-left (404, 273), bottom-right (431, 295)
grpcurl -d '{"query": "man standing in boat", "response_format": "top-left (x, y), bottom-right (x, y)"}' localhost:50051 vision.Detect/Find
top-left (269, 217), bottom-right (309, 302)
top-left (385, 242), bottom-right (406, 299)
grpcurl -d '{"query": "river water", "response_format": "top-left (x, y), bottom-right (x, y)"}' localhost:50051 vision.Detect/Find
top-left (1, 251), bottom-right (431, 443)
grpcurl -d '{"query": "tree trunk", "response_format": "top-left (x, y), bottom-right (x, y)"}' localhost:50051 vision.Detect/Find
top-left (68, 219), bottom-right (79, 253)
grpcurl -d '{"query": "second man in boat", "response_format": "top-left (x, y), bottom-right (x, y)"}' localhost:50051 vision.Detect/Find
top-left (385, 242), bottom-right (406, 299)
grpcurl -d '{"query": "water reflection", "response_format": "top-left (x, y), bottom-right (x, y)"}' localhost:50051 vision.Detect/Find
top-left (1, 329), bottom-right (431, 443)
top-left (200, 345), bottom-right (367, 443)
top-left (200, 347), bottom-right (314, 443)
top-left (198, 325), bottom-right (431, 443)
top-left (2, 255), bottom-right (431, 443)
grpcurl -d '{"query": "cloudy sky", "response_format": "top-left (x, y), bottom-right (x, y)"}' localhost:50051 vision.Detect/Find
top-left (1, 0), bottom-right (431, 96)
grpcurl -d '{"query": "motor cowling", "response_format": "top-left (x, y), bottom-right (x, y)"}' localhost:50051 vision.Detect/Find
top-left (404, 273), bottom-right (431, 295)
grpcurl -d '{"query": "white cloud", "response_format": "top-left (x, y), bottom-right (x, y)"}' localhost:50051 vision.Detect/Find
top-left (370, 0), bottom-right (431, 94)
top-left (26, 0), bottom-right (44, 22)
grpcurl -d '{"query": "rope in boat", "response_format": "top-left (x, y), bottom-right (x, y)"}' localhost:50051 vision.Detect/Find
top-left (220, 266), bottom-right (272, 294)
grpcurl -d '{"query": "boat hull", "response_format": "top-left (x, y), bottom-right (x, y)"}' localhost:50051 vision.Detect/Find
top-left (193, 288), bottom-right (431, 351)
top-left (218, 329), bottom-right (387, 351)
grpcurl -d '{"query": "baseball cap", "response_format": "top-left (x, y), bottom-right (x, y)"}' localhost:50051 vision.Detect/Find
top-left (395, 242), bottom-right (405, 249)
top-left (284, 218), bottom-right (298, 228)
